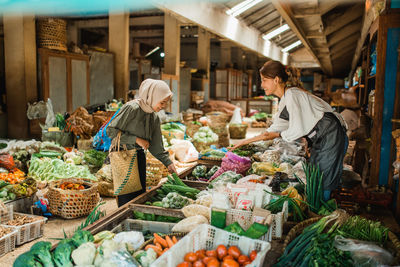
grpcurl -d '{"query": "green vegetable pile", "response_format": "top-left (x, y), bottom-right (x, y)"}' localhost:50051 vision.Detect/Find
top-left (336, 216), bottom-right (389, 243)
top-left (208, 171), bottom-right (242, 188)
top-left (151, 173), bottom-right (200, 203)
top-left (0, 181), bottom-right (16, 201)
top-left (83, 150), bottom-right (107, 168)
top-left (192, 165), bottom-right (207, 178)
top-left (193, 127), bottom-right (218, 144)
top-left (264, 192), bottom-right (306, 222)
top-left (133, 210), bottom-right (181, 223)
top-left (161, 192), bottom-right (190, 209)
top-left (161, 122), bottom-right (186, 133)
top-left (199, 148), bottom-right (226, 158)
top-left (28, 157), bottom-right (96, 181)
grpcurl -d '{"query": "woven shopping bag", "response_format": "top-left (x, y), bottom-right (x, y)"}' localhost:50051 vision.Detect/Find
top-left (109, 132), bottom-right (142, 196)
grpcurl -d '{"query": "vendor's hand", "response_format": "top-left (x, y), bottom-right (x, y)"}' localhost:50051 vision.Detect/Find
top-left (136, 137), bottom-right (149, 150)
top-left (228, 140), bottom-right (247, 151)
top-left (167, 163), bottom-right (177, 174)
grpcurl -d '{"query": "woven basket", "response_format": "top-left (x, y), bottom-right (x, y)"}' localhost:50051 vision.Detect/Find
top-left (229, 124), bottom-right (248, 139)
top-left (47, 178), bottom-right (100, 219)
top-left (146, 153), bottom-right (169, 188)
top-left (206, 112), bottom-right (230, 124)
top-left (37, 18), bottom-right (67, 51)
top-left (185, 123), bottom-right (201, 138)
top-left (282, 217), bottom-right (321, 252)
top-left (193, 140), bottom-right (218, 153)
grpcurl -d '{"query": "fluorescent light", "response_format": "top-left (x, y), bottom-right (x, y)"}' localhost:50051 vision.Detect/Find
top-left (262, 24), bottom-right (290, 40)
top-left (282, 40), bottom-right (302, 52)
top-left (226, 0), bottom-right (263, 17)
top-left (145, 46), bottom-right (160, 57)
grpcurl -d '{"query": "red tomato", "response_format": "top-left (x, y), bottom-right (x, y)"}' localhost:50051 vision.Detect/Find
top-left (207, 259), bottom-right (220, 267)
top-left (249, 250), bottom-right (257, 261)
top-left (184, 252), bottom-right (198, 263)
top-left (228, 246), bottom-right (241, 259)
top-left (196, 250), bottom-right (206, 260)
top-left (216, 245), bottom-right (228, 260)
top-left (203, 256), bottom-right (218, 265)
top-left (223, 255), bottom-right (234, 261)
top-left (193, 260), bottom-right (206, 267)
top-left (237, 255), bottom-right (250, 265)
top-left (206, 250), bottom-right (218, 258)
top-left (242, 261), bottom-right (252, 266)
top-left (177, 262), bottom-right (192, 267)
top-left (222, 259), bottom-right (239, 267)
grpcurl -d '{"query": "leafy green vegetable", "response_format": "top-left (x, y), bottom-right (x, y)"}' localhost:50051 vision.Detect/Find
top-left (30, 241), bottom-right (54, 267)
top-left (83, 150), bottom-right (107, 168)
top-left (209, 171), bottom-right (242, 188)
top-left (0, 143), bottom-right (7, 150)
top-left (161, 192), bottom-right (190, 209)
top-left (161, 122), bottom-right (186, 132)
top-left (337, 216), bottom-right (389, 243)
top-left (193, 127), bottom-right (218, 143)
top-left (13, 251), bottom-right (43, 267)
top-left (53, 240), bottom-right (74, 267)
top-left (192, 165), bottom-right (207, 178)
top-left (75, 202), bottom-right (105, 232)
top-left (71, 230), bottom-right (94, 248)
top-left (206, 166), bottom-right (220, 179)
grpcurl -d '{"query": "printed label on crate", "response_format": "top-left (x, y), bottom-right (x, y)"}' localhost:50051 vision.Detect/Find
top-left (236, 194), bottom-right (254, 210)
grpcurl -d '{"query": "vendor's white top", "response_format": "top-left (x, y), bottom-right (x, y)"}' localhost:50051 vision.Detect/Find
top-left (267, 87), bottom-right (335, 142)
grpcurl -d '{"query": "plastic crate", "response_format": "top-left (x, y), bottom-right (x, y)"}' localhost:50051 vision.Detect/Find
top-left (0, 204), bottom-right (13, 224)
top-left (111, 219), bottom-right (176, 234)
top-left (6, 213), bottom-right (47, 245)
top-left (265, 194), bottom-right (289, 239)
top-left (0, 225), bottom-right (18, 257)
top-left (152, 224), bottom-right (270, 267)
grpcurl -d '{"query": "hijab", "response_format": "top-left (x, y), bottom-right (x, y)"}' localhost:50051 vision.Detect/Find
top-left (134, 79), bottom-right (172, 113)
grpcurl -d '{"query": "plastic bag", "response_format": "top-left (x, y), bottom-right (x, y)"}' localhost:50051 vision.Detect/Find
top-left (334, 235), bottom-right (394, 267)
top-left (230, 107), bottom-right (242, 124)
top-left (195, 194), bottom-right (213, 207)
top-left (93, 109), bottom-right (121, 151)
top-left (211, 191), bottom-right (231, 210)
top-left (169, 139), bottom-right (199, 163)
top-left (171, 215), bottom-right (208, 232)
top-left (251, 162), bottom-right (279, 176)
top-left (45, 99), bottom-right (56, 128)
top-left (259, 150), bottom-right (281, 164)
top-left (113, 231), bottom-right (144, 251)
top-left (27, 101), bottom-right (47, 120)
top-left (0, 153), bottom-right (17, 171)
top-left (182, 204), bottom-right (210, 221)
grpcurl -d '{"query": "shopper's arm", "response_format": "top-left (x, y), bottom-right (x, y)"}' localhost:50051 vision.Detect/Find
top-left (229, 131), bottom-right (280, 150)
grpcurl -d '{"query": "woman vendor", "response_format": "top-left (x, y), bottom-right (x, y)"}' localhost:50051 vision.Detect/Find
top-left (231, 61), bottom-right (348, 200)
top-left (107, 79), bottom-right (177, 207)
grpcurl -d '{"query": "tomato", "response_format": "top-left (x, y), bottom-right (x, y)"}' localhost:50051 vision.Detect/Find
top-left (216, 245), bottom-right (228, 260)
top-left (223, 255), bottom-right (234, 261)
top-left (237, 255), bottom-right (249, 265)
top-left (222, 259), bottom-right (239, 267)
top-left (203, 256), bottom-right (218, 265)
top-left (227, 246), bottom-right (241, 259)
top-left (184, 252), bottom-right (198, 263)
top-left (249, 250), bottom-right (257, 261)
top-left (242, 261), bottom-right (252, 266)
top-left (206, 250), bottom-right (218, 258)
top-left (193, 260), bottom-right (206, 267)
top-left (196, 249), bottom-right (206, 260)
top-left (177, 262), bottom-right (192, 267)
top-left (207, 259), bottom-right (220, 267)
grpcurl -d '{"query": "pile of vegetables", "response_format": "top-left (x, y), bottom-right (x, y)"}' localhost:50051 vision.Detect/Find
top-left (0, 169), bottom-right (25, 185)
top-left (303, 163), bottom-right (336, 215)
top-left (6, 214), bottom-right (41, 226)
top-left (0, 225), bottom-right (14, 238)
top-left (133, 210), bottom-right (181, 223)
top-left (57, 182), bottom-right (86, 191)
top-left (83, 149), bottom-right (107, 168)
top-left (265, 188), bottom-right (306, 222)
top-left (134, 233), bottom-right (180, 266)
top-left (176, 245), bottom-right (258, 267)
top-left (161, 122), bottom-right (186, 133)
top-left (193, 126), bottom-right (218, 144)
top-left (191, 165), bottom-right (219, 181)
top-left (0, 181), bottom-right (16, 201)
top-left (161, 192), bottom-right (191, 209)
top-left (199, 147), bottom-right (226, 158)
top-left (209, 171), bottom-right (242, 188)
top-left (151, 173), bottom-right (200, 204)
top-left (63, 150), bottom-right (84, 165)
top-left (28, 157), bottom-right (96, 181)
top-left (251, 112), bottom-right (269, 122)
top-left (106, 99), bottom-right (123, 111)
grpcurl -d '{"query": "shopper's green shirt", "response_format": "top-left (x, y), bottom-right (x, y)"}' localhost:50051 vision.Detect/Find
top-left (106, 102), bottom-right (172, 167)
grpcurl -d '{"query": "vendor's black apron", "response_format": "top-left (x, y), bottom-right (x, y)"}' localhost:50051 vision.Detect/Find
top-left (279, 108), bottom-right (346, 191)
top-left (116, 147), bottom-right (146, 207)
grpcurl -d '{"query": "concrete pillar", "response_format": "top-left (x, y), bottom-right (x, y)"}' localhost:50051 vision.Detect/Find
top-left (220, 40), bottom-right (232, 69)
top-left (109, 12), bottom-right (130, 99)
top-left (164, 13), bottom-right (180, 76)
top-left (3, 15), bottom-right (37, 139)
top-left (197, 28), bottom-right (210, 78)
top-left (67, 21), bottom-right (78, 46)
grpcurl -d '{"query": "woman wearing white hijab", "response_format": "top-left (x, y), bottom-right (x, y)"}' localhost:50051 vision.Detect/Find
top-left (107, 79), bottom-right (177, 207)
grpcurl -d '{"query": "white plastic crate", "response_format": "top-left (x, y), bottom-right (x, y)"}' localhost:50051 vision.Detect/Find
top-left (0, 204), bottom-right (13, 224)
top-left (6, 213), bottom-right (47, 245)
top-left (264, 194), bottom-right (289, 239)
top-left (0, 225), bottom-right (18, 257)
top-left (111, 219), bottom-right (176, 234)
top-left (151, 224), bottom-right (271, 267)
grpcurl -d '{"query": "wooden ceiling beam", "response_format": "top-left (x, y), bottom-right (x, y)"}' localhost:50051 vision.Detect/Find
top-left (328, 20), bottom-right (362, 47)
top-left (331, 44), bottom-right (357, 60)
top-left (319, 1), bottom-right (339, 15)
top-left (324, 4), bottom-right (364, 35)
top-left (306, 30), bottom-right (324, 38)
top-left (330, 34), bottom-right (360, 53)
top-left (293, 8), bottom-right (320, 18)
top-left (271, 0), bottom-right (326, 73)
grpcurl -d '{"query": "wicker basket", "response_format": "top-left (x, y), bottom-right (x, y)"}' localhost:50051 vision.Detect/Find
top-left (47, 178), bottom-right (100, 219)
top-left (146, 153), bottom-right (169, 188)
top-left (37, 18), bottom-right (67, 51)
top-left (185, 123), bottom-right (201, 138)
top-left (229, 124), bottom-right (248, 139)
top-left (192, 140), bottom-right (218, 153)
top-left (206, 112), bottom-right (230, 124)
top-left (6, 213), bottom-right (47, 245)
top-left (209, 122), bottom-right (229, 148)
top-left (0, 225), bottom-right (18, 257)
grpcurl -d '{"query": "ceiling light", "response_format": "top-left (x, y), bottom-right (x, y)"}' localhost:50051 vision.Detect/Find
top-left (282, 40), bottom-right (302, 52)
top-left (262, 24), bottom-right (290, 40)
top-left (226, 0), bottom-right (263, 17)
top-left (145, 46), bottom-right (160, 57)
top-left (160, 52), bottom-right (165, 58)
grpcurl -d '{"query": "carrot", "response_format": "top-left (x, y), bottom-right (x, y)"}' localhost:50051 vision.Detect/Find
top-left (154, 233), bottom-right (168, 248)
top-left (155, 243), bottom-right (162, 250)
top-left (145, 245), bottom-right (163, 255)
top-left (172, 236), bottom-right (178, 244)
top-left (165, 235), bottom-right (174, 248)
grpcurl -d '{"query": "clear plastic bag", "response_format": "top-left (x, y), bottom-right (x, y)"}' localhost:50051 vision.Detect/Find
top-left (45, 99), bottom-right (56, 127)
top-left (334, 235), bottom-right (394, 267)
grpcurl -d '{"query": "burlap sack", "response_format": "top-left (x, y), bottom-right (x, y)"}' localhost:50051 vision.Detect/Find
top-left (109, 132), bottom-right (142, 196)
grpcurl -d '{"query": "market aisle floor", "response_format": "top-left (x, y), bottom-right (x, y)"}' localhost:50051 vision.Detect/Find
top-left (0, 197), bottom-right (118, 265)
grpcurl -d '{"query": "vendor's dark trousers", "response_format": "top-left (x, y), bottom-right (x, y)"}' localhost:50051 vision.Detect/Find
top-left (116, 149), bottom-right (146, 207)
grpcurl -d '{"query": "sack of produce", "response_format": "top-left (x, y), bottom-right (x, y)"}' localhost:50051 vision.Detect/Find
top-left (171, 215), bottom-right (208, 232)
top-left (251, 162), bottom-right (280, 176)
top-left (209, 121), bottom-right (229, 148)
top-left (192, 127), bottom-right (218, 152)
top-left (210, 152), bottom-right (251, 181)
top-left (182, 204), bottom-right (211, 221)
top-left (185, 121), bottom-right (202, 138)
top-left (229, 123), bottom-right (248, 139)
top-left (169, 139), bottom-right (198, 163)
